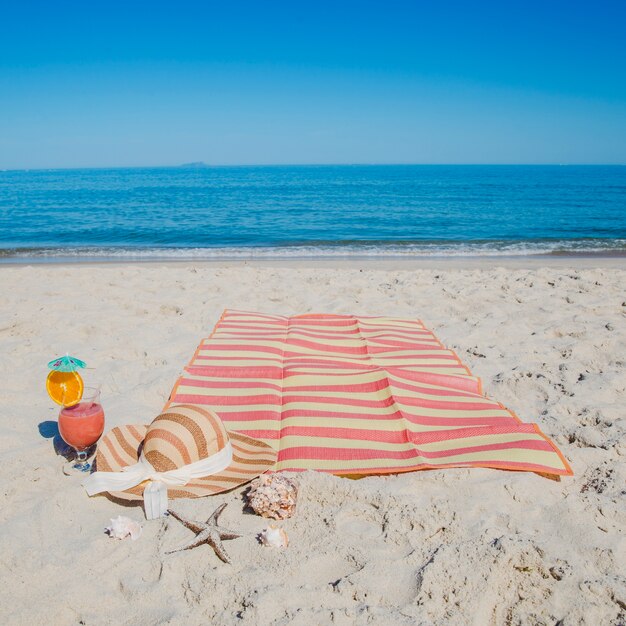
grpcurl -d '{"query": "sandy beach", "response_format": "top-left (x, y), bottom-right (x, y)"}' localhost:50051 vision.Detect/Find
top-left (0, 259), bottom-right (624, 625)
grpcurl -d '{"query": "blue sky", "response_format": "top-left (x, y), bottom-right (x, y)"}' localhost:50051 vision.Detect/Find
top-left (1, 0), bottom-right (625, 168)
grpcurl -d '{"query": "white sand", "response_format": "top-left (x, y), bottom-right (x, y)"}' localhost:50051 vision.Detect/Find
top-left (0, 260), bottom-right (624, 625)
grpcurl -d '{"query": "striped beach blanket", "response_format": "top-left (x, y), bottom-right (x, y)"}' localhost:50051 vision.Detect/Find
top-left (166, 311), bottom-right (572, 478)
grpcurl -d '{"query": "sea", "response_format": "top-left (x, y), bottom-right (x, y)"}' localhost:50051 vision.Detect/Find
top-left (0, 165), bottom-right (624, 262)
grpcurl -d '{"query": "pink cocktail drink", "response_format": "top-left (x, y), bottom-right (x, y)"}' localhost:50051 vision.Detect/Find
top-left (59, 402), bottom-right (105, 449)
top-left (58, 387), bottom-right (104, 471)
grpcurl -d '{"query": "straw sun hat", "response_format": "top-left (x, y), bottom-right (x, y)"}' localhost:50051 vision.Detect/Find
top-left (83, 404), bottom-right (276, 519)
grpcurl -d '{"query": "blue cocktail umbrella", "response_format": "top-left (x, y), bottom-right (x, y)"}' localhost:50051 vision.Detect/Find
top-left (47, 355), bottom-right (87, 372)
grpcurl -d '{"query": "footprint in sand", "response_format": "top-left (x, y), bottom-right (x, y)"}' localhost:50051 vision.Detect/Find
top-left (334, 507), bottom-right (384, 540)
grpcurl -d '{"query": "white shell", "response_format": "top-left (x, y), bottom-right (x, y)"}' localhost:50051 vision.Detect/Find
top-left (105, 515), bottom-right (143, 540)
top-left (246, 474), bottom-right (298, 520)
top-left (259, 525), bottom-right (289, 548)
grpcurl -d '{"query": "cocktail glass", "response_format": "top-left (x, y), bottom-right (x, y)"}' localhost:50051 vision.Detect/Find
top-left (58, 386), bottom-right (105, 472)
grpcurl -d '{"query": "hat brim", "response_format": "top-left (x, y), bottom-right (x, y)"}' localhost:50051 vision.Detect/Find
top-left (94, 424), bottom-right (277, 502)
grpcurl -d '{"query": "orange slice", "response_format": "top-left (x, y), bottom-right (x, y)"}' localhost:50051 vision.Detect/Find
top-left (46, 370), bottom-right (84, 407)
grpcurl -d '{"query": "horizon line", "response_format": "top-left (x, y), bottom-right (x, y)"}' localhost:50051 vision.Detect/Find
top-left (2, 162), bottom-right (626, 173)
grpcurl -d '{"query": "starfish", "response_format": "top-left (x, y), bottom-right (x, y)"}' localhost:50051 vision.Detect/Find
top-left (166, 503), bottom-right (242, 563)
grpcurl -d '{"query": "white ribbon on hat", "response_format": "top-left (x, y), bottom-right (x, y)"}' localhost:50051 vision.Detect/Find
top-left (82, 442), bottom-right (233, 520)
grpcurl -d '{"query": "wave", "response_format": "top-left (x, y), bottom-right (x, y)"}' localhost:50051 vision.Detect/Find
top-left (1, 239), bottom-right (625, 262)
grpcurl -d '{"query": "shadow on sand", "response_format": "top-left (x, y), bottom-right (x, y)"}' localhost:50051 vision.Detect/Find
top-left (38, 419), bottom-right (97, 461)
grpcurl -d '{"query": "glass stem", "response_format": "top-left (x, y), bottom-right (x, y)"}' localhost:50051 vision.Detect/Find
top-left (75, 449), bottom-right (89, 470)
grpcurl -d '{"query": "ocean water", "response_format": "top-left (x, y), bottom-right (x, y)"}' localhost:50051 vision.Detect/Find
top-left (0, 165), bottom-right (625, 261)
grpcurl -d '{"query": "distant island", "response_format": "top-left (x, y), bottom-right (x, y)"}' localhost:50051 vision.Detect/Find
top-left (177, 161), bottom-right (211, 169)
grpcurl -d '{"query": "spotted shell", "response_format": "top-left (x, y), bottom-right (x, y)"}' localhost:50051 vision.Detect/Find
top-left (246, 474), bottom-right (298, 520)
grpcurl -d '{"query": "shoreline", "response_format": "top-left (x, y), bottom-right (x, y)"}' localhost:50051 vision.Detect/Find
top-left (2, 253), bottom-right (626, 270)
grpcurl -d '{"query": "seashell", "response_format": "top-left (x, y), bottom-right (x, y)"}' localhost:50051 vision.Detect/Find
top-left (105, 515), bottom-right (143, 540)
top-left (246, 474), bottom-right (298, 520)
top-left (259, 524), bottom-right (289, 548)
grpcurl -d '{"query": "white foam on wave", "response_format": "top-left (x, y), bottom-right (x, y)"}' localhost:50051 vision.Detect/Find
top-left (1, 239), bottom-right (625, 262)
